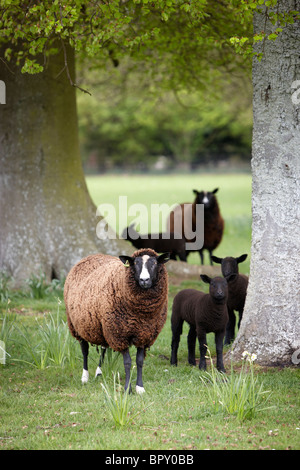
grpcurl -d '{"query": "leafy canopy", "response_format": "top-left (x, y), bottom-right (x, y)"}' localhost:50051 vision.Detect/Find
top-left (0, 1), bottom-right (298, 88)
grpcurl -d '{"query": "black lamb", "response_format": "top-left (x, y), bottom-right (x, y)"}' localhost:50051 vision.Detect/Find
top-left (170, 274), bottom-right (236, 372)
top-left (211, 254), bottom-right (248, 344)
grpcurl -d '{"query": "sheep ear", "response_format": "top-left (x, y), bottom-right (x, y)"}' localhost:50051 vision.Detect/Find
top-left (226, 274), bottom-right (238, 283)
top-left (211, 255), bottom-right (222, 264)
top-left (200, 274), bottom-right (211, 284)
top-left (119, 255), bottom-right (134, 267)
top-left (212, 188), bottom-right (219, 194)
top-left (157, 252), bottom-right (170, 264)
top-left (236, 254), bottom-right (248, 264)
top-left (193, 189), bottom-right (199, 195)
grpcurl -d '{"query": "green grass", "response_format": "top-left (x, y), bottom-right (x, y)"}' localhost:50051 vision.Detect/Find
top-left (1, 173), bottom-right (298, 450)
top-left (1, 284), bottom-right (299, 450)
top-left (86, 173), bottom-right (252, 272)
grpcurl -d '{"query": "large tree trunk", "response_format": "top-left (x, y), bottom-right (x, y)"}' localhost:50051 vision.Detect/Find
top-left (0, 43), bottom-right (130, 286)
top-left (0, 43), bottom-right (205, 287)
top-left (231, 1), bottom-right (300, 366)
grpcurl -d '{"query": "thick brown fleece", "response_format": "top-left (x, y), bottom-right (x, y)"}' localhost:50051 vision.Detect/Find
top-left (64, 248), bottom-right (168, 352)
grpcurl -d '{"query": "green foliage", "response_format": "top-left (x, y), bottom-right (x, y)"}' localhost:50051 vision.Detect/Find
top-left (200, 349), bottom-right (273, 422)
top-left (26, 272), bottom-right (49, 300)
top-left (35, 303), bottom-right (78, 368)
top-left (3, 298), bottom-right (78, 369)
top-left (78, 77), bottom-right (252, 171)
top-left (26, 272), bottom-right (64, 300)
top-left (0, 0), bottom-right (251, 89)
top-left (0, 272), bottom-right (12, 303)
top-left (230, 0), bottom-right (300, 58)
top-left (0, 0), bottom-right (299, 92)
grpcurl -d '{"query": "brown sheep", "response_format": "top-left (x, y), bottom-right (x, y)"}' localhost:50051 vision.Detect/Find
top-left (211, 254), bottom-right (248, 344)
top-left (64, 248), bottom-right (170, 393)
top-left (167, 188), bottom-right (224, 265)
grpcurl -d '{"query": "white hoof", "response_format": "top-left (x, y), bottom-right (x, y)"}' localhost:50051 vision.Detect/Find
top-left (81, 369), bottom-right (89, 384)
top-left (136, 385), bottom-right (145, 394)
top-left (95, 366), bottom-right (102, 377)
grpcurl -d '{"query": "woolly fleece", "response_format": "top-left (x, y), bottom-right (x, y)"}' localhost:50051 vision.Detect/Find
top-left (64, 248), bottom-right (169, 353)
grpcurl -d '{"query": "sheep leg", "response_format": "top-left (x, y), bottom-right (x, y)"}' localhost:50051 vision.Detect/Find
top-left (122, 348), bottom-right (132, 393)
top-left (187, 325), bottom-right (197, 365)
top-left (170, 318), bottom-right (183, 366)
top-left (80, 339), bottom-right (89, 384)
top-left (224, 309), bottom-right (236, 345)
top-left (215, 331), bottom-right (226, 372)
top-left (208, 250), bottom-right (214, 266)
top-left (197, 331), bottom-right (207, 370)
top-left (238, 310), bottom-right (243, 329)
top-left (136, 347), bottom-right (145, 394)
top-left (95, 347), bottom-right (106, 377)
top-left (198, 249), bottom-right (204, 265)
top-left (178, 251), bottom-right (187, 262)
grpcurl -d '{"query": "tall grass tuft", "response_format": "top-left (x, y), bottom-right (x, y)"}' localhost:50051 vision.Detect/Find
top-left (26, 272), bottom-right (49, 299)
top-left (200, 348), bottom-right (273, 421)
top-left (37, 299), bottom-right (78, 367)
top-left (26, 272), bottom-right (65, 299)
top-left (101, 369), bottom-right (153, 427)
top-left (14, 298), bottom-right (78, 369)
top-left (101, 372), bottom-right (134, 427)
top-left (0, 272), bottom-right (12, 303)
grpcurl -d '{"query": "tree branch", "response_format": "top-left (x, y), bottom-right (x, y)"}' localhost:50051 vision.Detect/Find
top-left (59, 37), bottom-right (92, 96)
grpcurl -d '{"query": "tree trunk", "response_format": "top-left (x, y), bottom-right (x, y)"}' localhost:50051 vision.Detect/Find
top-left (0, 43), bottom-right (204, 287)
top-left (0, 43), bottom-right (130, 286)
top-left (231, 1), bottom-right (300, 366)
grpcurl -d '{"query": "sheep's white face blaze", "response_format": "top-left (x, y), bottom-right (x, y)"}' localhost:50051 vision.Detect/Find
top-left (137, 255), bottom-right (154, 289)
top-left (194, 188), bottom-right (218, 210)
top-left (140, 255), bottom-right (150, 282)
top-left (134, 254), bottom-right (157, 289)
top-left (119, 251), bottom-right (170, 289)
top-left (202, 191), bottom-right (209, 204)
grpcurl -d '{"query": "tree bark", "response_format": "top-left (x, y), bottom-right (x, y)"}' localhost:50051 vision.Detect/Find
top-left (231, 1), bottom-right (300, 366)
top-left (0, 43), bottom-right (130, 286)
top-left (0, 43), bottom-right (204, 287)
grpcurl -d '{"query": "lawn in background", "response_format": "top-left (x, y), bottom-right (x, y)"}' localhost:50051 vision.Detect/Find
top-left (86, 173), bottom-right (252, 273)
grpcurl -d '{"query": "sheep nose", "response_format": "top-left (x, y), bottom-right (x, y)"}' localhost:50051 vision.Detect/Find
top-left (215, 291), bottom-right (225, 301)
top-left (139, 278), bottom-right (151, 289)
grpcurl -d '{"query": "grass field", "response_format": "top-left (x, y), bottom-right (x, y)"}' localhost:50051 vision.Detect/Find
top-left (86, 173), bottom-right (252, 273)
top-left (1, 173), bottom-right (299, 451)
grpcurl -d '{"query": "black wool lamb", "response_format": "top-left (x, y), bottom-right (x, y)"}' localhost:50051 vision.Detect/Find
top-left (211, 254), bottom-right (248, 344)
top-left (170, 274), bottom-right (236, 372)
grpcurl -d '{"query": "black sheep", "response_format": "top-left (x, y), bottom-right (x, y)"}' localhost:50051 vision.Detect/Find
top-left (211, 254), bottom-right (248, 344)
top-left (170, 274), bottom-right (236, 372)
top-left (122, 224), bottom-right (187, 261)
